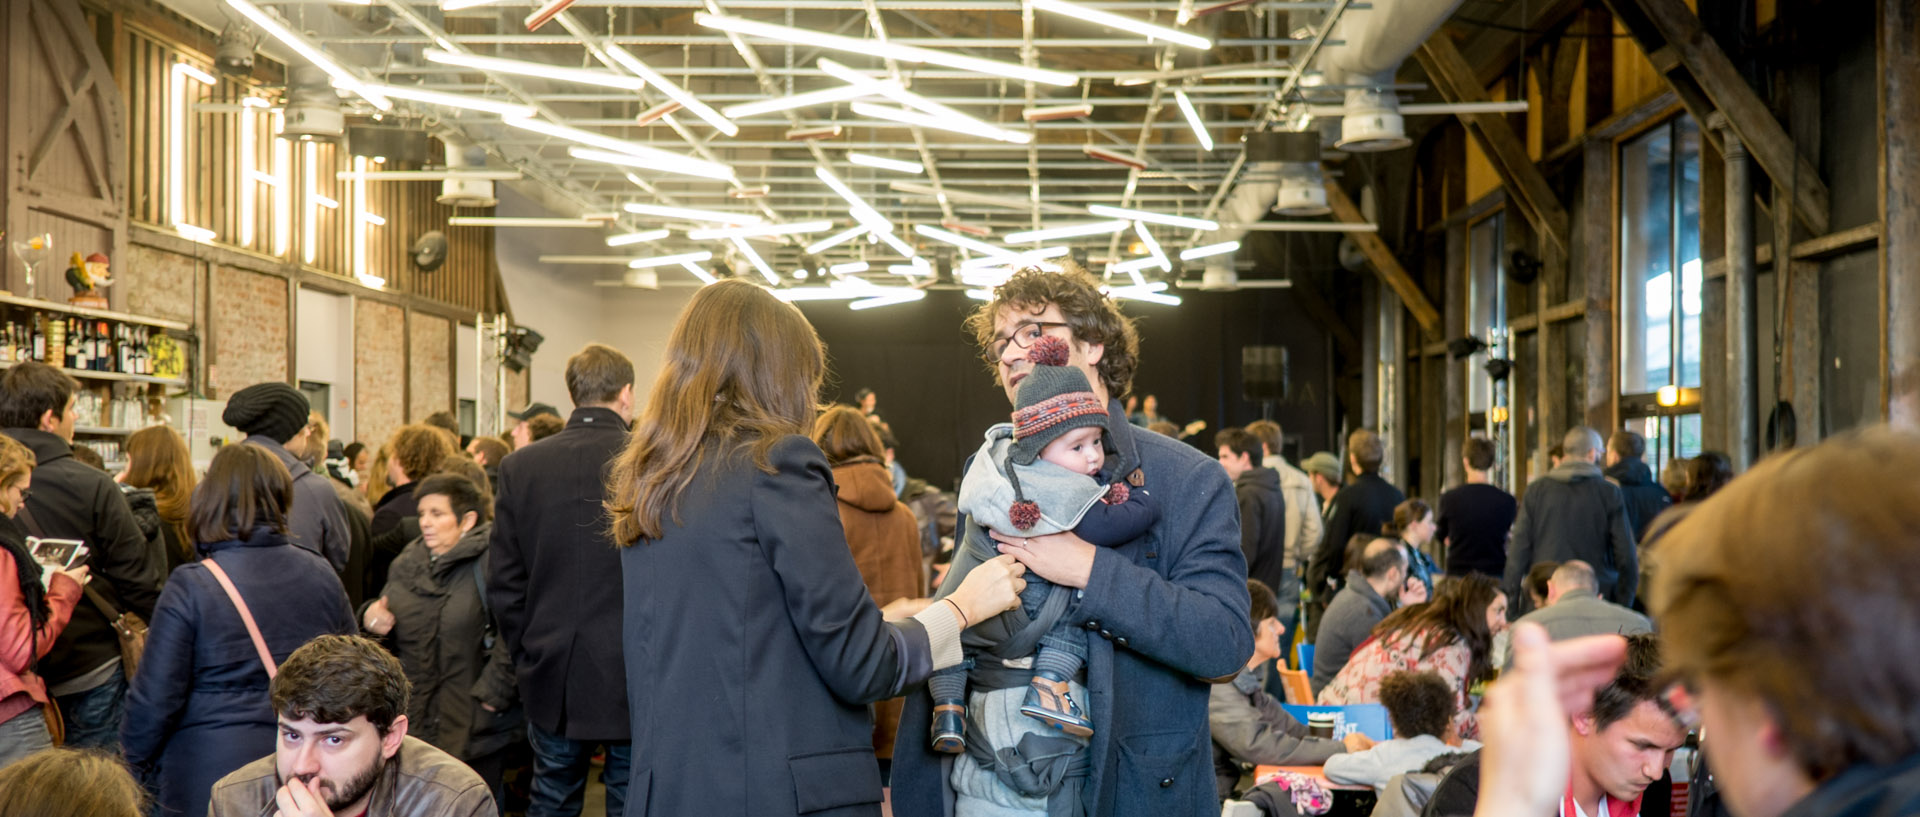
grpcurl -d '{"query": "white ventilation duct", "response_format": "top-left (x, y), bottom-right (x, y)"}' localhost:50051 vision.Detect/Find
top-left (282, 65), bottom-right (344, 142)
top-left (1269, 131), bottom-right (1329, 216)
top-left (1316, 0), bottom-right (1467, 152)
top-left (437, 131), bottom-right (498, 208)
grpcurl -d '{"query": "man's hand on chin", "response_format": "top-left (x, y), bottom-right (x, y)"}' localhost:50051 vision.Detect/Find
top-left (991, 530), bottom-right (1096, 589)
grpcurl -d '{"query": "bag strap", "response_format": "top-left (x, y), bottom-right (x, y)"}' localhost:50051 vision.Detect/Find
top-left (201, 559), bottom-right (276, 679)
top-left (19, 504), bottom-right (124, 621)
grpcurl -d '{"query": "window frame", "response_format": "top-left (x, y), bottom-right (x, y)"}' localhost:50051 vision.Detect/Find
top-left (1614, 113), bottom-right (1705, 482)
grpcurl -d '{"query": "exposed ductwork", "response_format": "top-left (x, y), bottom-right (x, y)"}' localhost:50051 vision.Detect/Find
top-left (1315, 0), bottom-right (1467, 152)
top-left (281, 64), bottom-right (344, 142)
top-left (437, 131), bottom-right (499, 208)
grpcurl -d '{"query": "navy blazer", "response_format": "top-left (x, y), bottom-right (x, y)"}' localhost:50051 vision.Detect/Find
top-left (892, 403), bottom-right (1255, 817)
top-left (620, 436), bottom-right (939, 817)
top-left (121, 529), bottom-right (356, 817)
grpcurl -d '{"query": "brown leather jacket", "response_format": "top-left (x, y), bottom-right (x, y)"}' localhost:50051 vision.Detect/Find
top-left (207, 735), bottom-right (495, 817)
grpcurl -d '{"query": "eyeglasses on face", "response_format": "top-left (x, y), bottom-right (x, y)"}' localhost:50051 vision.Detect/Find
top-left (987, 321), bottom-right (1072, 361)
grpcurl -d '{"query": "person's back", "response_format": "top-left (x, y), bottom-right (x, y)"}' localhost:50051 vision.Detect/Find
top-left (1435, 482), bottom-right (1515, 579)
top-left (1308, 430), bottom-right (1403, 635)
top-left (1325, 671), bottom-right (1477, 793)
top-left (1312, 540), bottom-right (1403, 695)
top-left (1603, 431), bottom-right (1671, 541)
top-left (1507, 562), bottom-right (1650, 664)
top-left (1504, 428), bottom-right (1637, 612)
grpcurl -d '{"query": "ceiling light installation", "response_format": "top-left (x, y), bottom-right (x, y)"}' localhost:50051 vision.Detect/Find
top-left (1087, 204), bottom-right (1218, 231)
top-left (1133, 222), bottom-right (1171, 272)
top-left (1023, 103), bottom-right (1094, 122)
top-left (730, 238), bottom-right (780, 284)
top-left (914, 224), bottom-right (1018, 262)
top-left (1105, 282), bottom-right (1181, 306)
top-left (221, 0), bottom-right (390, 109)
top-left (806, 225), bottom-right (871, 255)
top-left (850, 289), bottom-right (927, 310)
top-left (424, 49), bottom-right (647, 91)
top-left (635, 101), bottom-right (683, 126)
top-left (1173, 90), bottom-right (1213, 151)
top-left (602, 45), bottom-right (738, 136)
top-left (1004, 221), bottom-right (1131, 244)
top-left (606, 230), bottom-right (671, 247)
top-left (363, 84), bottom-right (537, 119)
top-left (503, 117), bottom-right (735, 181)
top-left (1027, 0), bottom-right (1211, 49)
top-left (695, 13), bottom-right (1077, 87)
top-left (680, 262), bottom-right (718, 284)
top-left (627, 251), bottom-right (716, 269)
top-left (852, 102), bottom-right (1031, 145)
top-left (1180, 240), bottom-right (1239, 260)
top-left (686, 221), bottom-right (835, 241)
top-left (786, 126), bottom-right (844, 141)
top-left (829, 261), bottom-right (871, 275)
top-left (623, 202), bottom-right (762, 225)
top-left (721, 84), bottom-right (873, 119)
top-left (449, 217), bottom-right (611, 228)
top-left (814, 166), bottom-right (917, 261)
top-left (1085, 145), bottom-right (1146, 170)
top-left (170, 62), bottom-right (217, 243)
top-left (847, 153), bottom-right (924, 174)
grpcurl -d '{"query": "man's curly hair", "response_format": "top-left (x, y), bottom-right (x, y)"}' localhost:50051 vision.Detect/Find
top-left (1378, 670), bottom-right (1456, 739)
top-left (963, 263), bottom-right (1140, 400)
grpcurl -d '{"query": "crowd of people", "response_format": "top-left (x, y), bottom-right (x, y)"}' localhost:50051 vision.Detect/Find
top-left (0, 265), bottom-right (1915, 817)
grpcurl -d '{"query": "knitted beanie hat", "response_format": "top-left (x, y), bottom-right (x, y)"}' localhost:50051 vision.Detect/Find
top-left (1004, 335), bottom-right (1108, 529)
top-left (222, 382), bottom-right (311, 444)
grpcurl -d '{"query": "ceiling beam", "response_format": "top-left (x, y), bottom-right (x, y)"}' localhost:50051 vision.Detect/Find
top-left (1415, 33), bottom-right (1571, 259)
top-left (1600, 0), bottom-right (1830, 234)
top-left (1453, 0), bottom-right (1587, 88)
top-left (1324, 177), bottom-right (1440, 335)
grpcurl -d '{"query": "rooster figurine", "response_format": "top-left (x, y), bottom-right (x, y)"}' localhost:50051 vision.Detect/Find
top-left (65, 252), bottom-right (112, 307)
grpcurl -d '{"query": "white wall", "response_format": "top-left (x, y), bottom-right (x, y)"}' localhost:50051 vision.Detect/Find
top-left (294, 287), bottom-right (355, 438)
top-left (456, 323), bottom-right (478, 402)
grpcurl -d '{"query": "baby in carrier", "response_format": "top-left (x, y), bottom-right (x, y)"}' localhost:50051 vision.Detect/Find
top-left (929, 335), bottom-right (1159, 752)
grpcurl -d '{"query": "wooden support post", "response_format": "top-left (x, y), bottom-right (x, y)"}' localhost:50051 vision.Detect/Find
top-left (1884, 0), bottom-right (1920, 427)
top-left (1325, 179), bottom-right (1442, 335)
top-left (1444, 224), bottom-right (1467, 489)
top-left (1582, 140), bottom-right (1616, 434)
top-left (1603, 0), bottom-right (1830, 234)
top-left (1416, 35), bottom-right (1572, 259)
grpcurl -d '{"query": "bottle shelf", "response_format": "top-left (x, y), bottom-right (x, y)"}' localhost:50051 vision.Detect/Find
top-left (74, 426), bottom-right (137, 436)
top-left (0, 293), bottom-right (191, 332)
top-left (0, 360), bottom-right (186, 387)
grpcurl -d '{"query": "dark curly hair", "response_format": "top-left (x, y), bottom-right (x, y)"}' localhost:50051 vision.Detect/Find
top-left (1378, 670), bottom-right (1457, 738)
top-left (271, 635), bottom-right (412, 736)
top-left (964, 264), bottom-right (1140, 400)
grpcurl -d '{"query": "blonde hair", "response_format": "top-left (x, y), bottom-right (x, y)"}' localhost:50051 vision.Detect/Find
top-left (0, 435), bottom-right (33, 515)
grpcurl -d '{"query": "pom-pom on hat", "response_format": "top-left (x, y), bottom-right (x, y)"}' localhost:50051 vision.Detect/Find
top-left (222, 382), bottom-right (312, 444)
top-left (1002, 335), bottom-right (1110, 530)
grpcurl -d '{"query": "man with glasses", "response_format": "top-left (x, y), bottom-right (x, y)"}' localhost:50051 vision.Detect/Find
top-left (891, 265), bottom-right (1253, 817)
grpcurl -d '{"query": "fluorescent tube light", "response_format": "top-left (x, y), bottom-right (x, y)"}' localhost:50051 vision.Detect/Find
top-left (914, 224), bottom-right (1016, 260)
top-left (311, 194), bottom-right (339, 209)
top-left (566, 146), bottom-right (736, 182)
top-left (847, 153), bottom-right (924, 174)
top-left (1134, 222), bottom-right (1171, 272)
top-left (813, 166), bottom-right (892, 228)
top-left (852, 102), bottom-right (1031, 145)
top-left (891, 181), bottom-right (1044, 212)
top-left (424, 49), bottom-right (647, 90)
top-left (960, 246), bottom-right (1069, 268)
top-left (806, 225), bottom-right (871, 255)
top-left (636, 100), bottom-right (682, 125)
top-left (870, 227), bottom-right (919, 260)
top-left (1173, 90), bottom-right (1213, 151)
top-left (626, 251), bottom-right (715, 269)
top-left (602, 45), bottom-right (738, 136)
top-left (337, 170), bottom-right (522, 181)
top-left (1023, 103), bottom-right (1094, 122)
top-left (1004, 220), bottom-right (1130, 243)
top-left (773, 287), bottom-right (862, 302)
top-left (890, 260), bottom-right (932, 276)
top-left (850, 290), bottom-right (927, 310)
top-left (361, 213), bottom-right (386, 226)
top-left (442, 0), bottom-right (506, 9)
top-left (680, 262), bottom-right (717, 284)
top-left (1180, 240), bottom-right (1239, 260)
top-left (221, 0), bottom-right (391, 109)
top-left (623, 202), bottom-right (761, 224)
top-left (1085, 145), bottom-right (1147, 169)
top-left (1028, 0), bottom-right (1211, 49)
top-left (174, 223), bottom-right (217, 243)
top-left (449, 217), bottom-right (606, 227)
top-left (730, 238), bottom-right (779, 284)
top-left (1087, 204), bottom-right (1218, 230)
top-left (829, 261), bottom-right (870, 275)
top-left (722, 84), bottom-right (874, 118)
top-left (696, 13), bottom-right (1076, 86)
top-left (524, 0), bottom-right (573, 31)
top-left (964, 289), bottom-right (994, 300)
top-left (175, 63), bottom-right (216, 84)
top-left (364, 84), bottom-right (537, 118)
top-left (1105, 284), bottom-right (1181, 305)
top-left (687, 220), bottom-right (835, 240)
top-left (607, 229), bottom-right (671, 246)
top-left (356, 273), bottom-right (387, 288)
top-left (1109, 256), bottom-right (1162, 273)
top-left (786, 126), bottom-right (844, 141)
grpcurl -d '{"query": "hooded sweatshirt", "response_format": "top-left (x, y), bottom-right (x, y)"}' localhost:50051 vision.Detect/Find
top-left (1504, 460), bottom-right (1638, 614)
top-left (829, 458), bottom-right (924, 609)
top-left (1233, 467), bottom-right (1291, 595)
top-left (1603, 459), bottom-right (1672, 542)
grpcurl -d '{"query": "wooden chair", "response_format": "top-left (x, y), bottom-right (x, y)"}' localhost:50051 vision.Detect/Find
top-left (1277, 667), bottom-right (1314, 705)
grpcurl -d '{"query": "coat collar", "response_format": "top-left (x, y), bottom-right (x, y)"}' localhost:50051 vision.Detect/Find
top-left (1101, 399), bottom-right (1143, 482)
top-left (245, 435), bottom-right (313, 481)
top-left (567, 406), bottom-right (630, 431)
top-left (198, 526), bottom-right (289, 556)
top-left (2, 429), bottom-right (72, 466)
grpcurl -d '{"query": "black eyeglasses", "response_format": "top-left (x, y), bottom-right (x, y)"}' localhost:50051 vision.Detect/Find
top-left (987, 321), bottom-right (1071, 361)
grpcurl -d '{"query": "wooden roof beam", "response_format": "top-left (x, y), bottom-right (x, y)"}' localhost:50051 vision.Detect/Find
top-left (1601, 0), bottom-right (1830, 234)
top-left (1414, 34), bottom-right (1572, 259)
top-left (1323, 177), bottom-right (1441, 336)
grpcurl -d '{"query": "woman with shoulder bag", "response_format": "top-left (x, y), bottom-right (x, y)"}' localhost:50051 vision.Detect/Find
top-left (0, 434), bottom-right (88, 768)
top-left (120, 444), bottom-right (356, 817)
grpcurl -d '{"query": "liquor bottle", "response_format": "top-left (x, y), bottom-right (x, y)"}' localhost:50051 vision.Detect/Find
top-left (97, 322), bottom-right (110, 372)
top-left (31, 318), bottom-right (43, 362)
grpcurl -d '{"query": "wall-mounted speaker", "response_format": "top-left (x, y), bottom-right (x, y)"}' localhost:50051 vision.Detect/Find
top-left (1242, 345), bottom-right (1289, 402)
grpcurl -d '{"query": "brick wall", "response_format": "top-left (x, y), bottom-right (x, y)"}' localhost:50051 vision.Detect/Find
top-left (355, 299), bottom-right (405, 447)
top-left (508, 366), bottom-right (529, 414)
top-left (122, 243), bottom-right (200, 324)
top-left (208, 266), bottom-right (287, 396)
top-left (409, 314), bottom-right (451, 420)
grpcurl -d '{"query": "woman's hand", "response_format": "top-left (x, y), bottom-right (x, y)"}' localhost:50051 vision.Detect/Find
top-left (879, 597), bottom-right (932, 621)
top-left (55, 565), bottom-right (90, 587)
top-left (944, 554), bottom-right (1026, 629)
top-left (990, 530), bottom-right (1096, 589)
top-left (362, 597), bottom-right (395, 636)
top-left (1400, 575), bottom-right (1429, 605)
top-left (1474, 625), bottom-right (1628, 817)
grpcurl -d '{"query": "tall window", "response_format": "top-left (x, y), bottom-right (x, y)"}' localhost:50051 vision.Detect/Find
top-left (1619, 116), bottom-right (1703, 477)
top-left (1467, 212), bottom-right (1507, 416)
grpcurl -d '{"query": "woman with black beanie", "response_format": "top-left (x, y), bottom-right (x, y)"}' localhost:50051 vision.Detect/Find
top-left (0, 433), bottom-right (88, 768)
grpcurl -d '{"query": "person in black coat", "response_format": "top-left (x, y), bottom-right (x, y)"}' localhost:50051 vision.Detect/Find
top-left (0, 362), bottom-right (160, 751)
top-left (1503, 428), bottom-right (1637, 616)
top-left (1306, 429), bottom-right (1404, 639)
top-left (1602, 431), bottom-right (1671, 542)
top-left (488, 343), bottom-right (639, 816)
top-left (120, 444), bottom-right (356, 817)
top-left (604, 280), bottom-right (1026, 817)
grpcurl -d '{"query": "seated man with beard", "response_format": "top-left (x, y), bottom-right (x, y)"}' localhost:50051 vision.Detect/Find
top-left (208, 635), bottom-right (495, 817)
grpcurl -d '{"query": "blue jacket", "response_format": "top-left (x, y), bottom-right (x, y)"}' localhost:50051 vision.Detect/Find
top-left (121, 528), bottom-right (356, 817)
top-left (893, 401), bottom-right (1254, 817)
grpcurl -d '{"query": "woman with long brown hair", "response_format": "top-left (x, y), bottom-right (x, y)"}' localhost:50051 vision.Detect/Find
top-left (120, 426), bottom-right (195, 570)
top-left (1317, 573), bottom-right (1508, 740)
top-left (605, 279), bottom-right (1024, 817)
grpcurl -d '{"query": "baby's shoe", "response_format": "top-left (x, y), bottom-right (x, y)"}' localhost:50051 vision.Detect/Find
top-left (931, 700), bottom-right (967, 753)
top-left (1020, 670), bottom-right (1093, 738)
